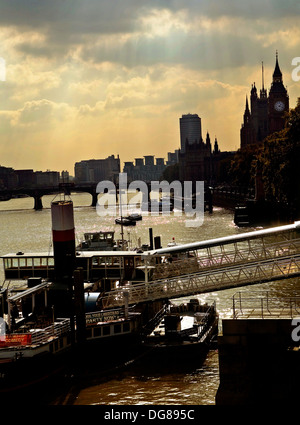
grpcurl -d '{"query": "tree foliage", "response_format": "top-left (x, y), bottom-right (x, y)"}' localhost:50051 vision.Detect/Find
top-left (229, 144), bottom-right (260, 188)
top-left (229, 101), bottom-right (300, 216)
top-left (258, 102), bottom-right (300, 210)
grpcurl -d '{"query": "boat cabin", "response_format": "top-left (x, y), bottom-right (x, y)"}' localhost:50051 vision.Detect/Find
top-left (76, 231), bottom-right (116, 251)
top-left (1, 251), bottom-right (162, 287)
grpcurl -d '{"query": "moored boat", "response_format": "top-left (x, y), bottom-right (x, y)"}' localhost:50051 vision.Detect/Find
top-left (139, 299), bottom-right (218, 369)
top-left (76, 231), bottom-right (117, 251)
top-left (127, 213), bottom-right (142, 221)
top-left (0, 281), bottom-right (143, 395)
top-left (115, 217), bottom-right (136, 226)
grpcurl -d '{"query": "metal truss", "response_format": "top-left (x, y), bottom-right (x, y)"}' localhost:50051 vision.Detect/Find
top-left (101, 254), bottom-right (300, 308)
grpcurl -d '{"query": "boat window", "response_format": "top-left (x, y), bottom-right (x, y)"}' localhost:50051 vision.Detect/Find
top-left (98, 257), bottom-right (106, 266)
top-left (41, 258), bottom-right (48, 266)
top-left (112, 257), bottom-right (121, 266)
top-left (123, 323), bottom-right (130, 332)
top-left (93, 327), bottom-right (102, 337)
top-left (106, 257), bottom-right (113, 267)
top-left (4, 259), bottom-right (11, 268)
top-left (114, 324), bottom-right (121, 333)
top-left (26, 258), bottom-right (33, 267)
top-left (12, 258), bottom-right (19, 267)
top-left (18, 258), bottom-right (26, 267)
top-left (86, 328), bottom-right (92, 339)
top-left (48, 258), bottom-right (54, 266)
top-left (34, 258), bottom-right (41, 267)
top-left (103, 326), bottom-right (110, 335)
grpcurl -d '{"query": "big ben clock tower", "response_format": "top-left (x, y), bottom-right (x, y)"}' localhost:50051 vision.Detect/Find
top-left (268, 51), bottom-right (289, 134)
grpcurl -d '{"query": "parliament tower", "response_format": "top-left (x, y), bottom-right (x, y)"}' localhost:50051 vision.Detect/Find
top-left (240, 52), bottom-right (289, 149)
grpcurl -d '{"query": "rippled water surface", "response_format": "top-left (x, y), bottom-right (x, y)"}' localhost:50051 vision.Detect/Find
top-left (1, 193), bottom-right (299, 405)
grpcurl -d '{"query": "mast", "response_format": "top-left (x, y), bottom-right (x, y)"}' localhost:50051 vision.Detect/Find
top-left (119, 188), bottom-right (124, 249)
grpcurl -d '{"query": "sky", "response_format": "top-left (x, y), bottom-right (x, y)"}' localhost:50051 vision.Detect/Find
top-left (0, 0), bottom-right (299, 175)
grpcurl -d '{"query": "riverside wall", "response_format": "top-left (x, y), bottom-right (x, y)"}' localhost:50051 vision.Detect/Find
top-left (216, 318), bottom-right (300, 405)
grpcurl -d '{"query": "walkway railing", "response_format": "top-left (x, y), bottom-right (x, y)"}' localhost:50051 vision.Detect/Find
top-left (101, 254), bottom-right (300, 308)
top-left (231, 291), bottom-right (300, 319)
top-left (152, 238), bottom-right (300, 280)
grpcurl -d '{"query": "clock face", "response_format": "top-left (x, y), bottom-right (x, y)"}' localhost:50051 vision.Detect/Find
top-left (274, 101), bottom-right (285, 112)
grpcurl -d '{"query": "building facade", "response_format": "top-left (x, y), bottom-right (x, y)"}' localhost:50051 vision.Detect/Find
top-left (240, 53), bottom-right (289, 149)
top-left (123, 156), bottom-right (167, 182)
top-left (74, 155), bottom-right (120, 183)
top-left (179, 114), bottom-right (203, 154)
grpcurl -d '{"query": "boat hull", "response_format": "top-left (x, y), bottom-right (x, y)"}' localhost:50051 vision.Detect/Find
top-left (141, 318), bottom-right (218, 368)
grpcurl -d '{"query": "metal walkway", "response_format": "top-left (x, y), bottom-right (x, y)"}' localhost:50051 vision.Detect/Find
top-left (101, 221), bottom-right (300, 308)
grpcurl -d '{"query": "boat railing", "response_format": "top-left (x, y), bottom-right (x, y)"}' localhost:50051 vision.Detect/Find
top-left (30, 318), bottom-right (71, 345)
top-left (141, 303), bottom-right (169, 336)
top-left (179, 302), bottom-right (217, 339)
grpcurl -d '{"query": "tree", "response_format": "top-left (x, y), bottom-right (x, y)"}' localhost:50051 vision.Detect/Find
top-left (229, 144), bottom-right (260, 189)
top-left (160, 163), bottom-right (179, 183)
top-left (258, 102), bottom-right (300, 216)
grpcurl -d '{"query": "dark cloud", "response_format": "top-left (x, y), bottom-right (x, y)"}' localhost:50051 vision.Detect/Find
top-left (1, 1), bottom-right (299, 34)
top-left (79, 29), bottom-right (269, 72)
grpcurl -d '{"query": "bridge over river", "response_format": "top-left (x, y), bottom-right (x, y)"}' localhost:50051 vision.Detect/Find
top-left (100, 221), bottom-right (300, 308)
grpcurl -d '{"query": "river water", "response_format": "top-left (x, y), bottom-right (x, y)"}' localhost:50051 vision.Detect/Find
top-left (0, 193), bottom-right (299, 405)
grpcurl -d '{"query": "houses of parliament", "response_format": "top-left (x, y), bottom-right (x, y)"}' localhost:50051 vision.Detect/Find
top-left (240, 52), bottom-right (289, 149)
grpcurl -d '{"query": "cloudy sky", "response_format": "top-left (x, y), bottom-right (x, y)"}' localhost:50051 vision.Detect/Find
top-left (0, 0), bottom-right (299, 175)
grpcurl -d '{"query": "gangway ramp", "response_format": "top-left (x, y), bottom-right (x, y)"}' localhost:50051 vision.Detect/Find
top-left (101, 221), bottom-right (300, 308)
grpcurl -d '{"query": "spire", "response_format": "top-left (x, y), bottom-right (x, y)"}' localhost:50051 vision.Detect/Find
top-left (214, 137), bottom-right (219, 154)
top-left (260, 61), bottom-right (267, 98)
top-left (244, 96), bottom-right (250, 121)
top-left (251, 82), bottom-right (257, 99)
top-left (273, 50), bottom-right (282, 82)
top-left (245, 95), bottom-right (250, 112)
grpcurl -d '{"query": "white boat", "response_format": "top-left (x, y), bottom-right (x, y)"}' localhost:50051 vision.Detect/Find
top-left (76, 231), bottom-right (116, 251)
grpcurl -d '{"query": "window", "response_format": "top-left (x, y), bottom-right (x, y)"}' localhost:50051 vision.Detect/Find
top-left (93, 327), bottom-right (102, 337)
top-left (103, 326), bottom-right (110, 336)
top-left (114, 324), bottom-right (121, 334)
top-left (86, 328), bottom-right (92, 339)
top-left (123, 323), bottom-right (130, 332)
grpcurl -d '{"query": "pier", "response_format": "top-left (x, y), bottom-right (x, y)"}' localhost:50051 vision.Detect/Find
top-left (100, 221), bottom-right (300, 308)
top-left (216, 292), bottom-right (300, 405)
